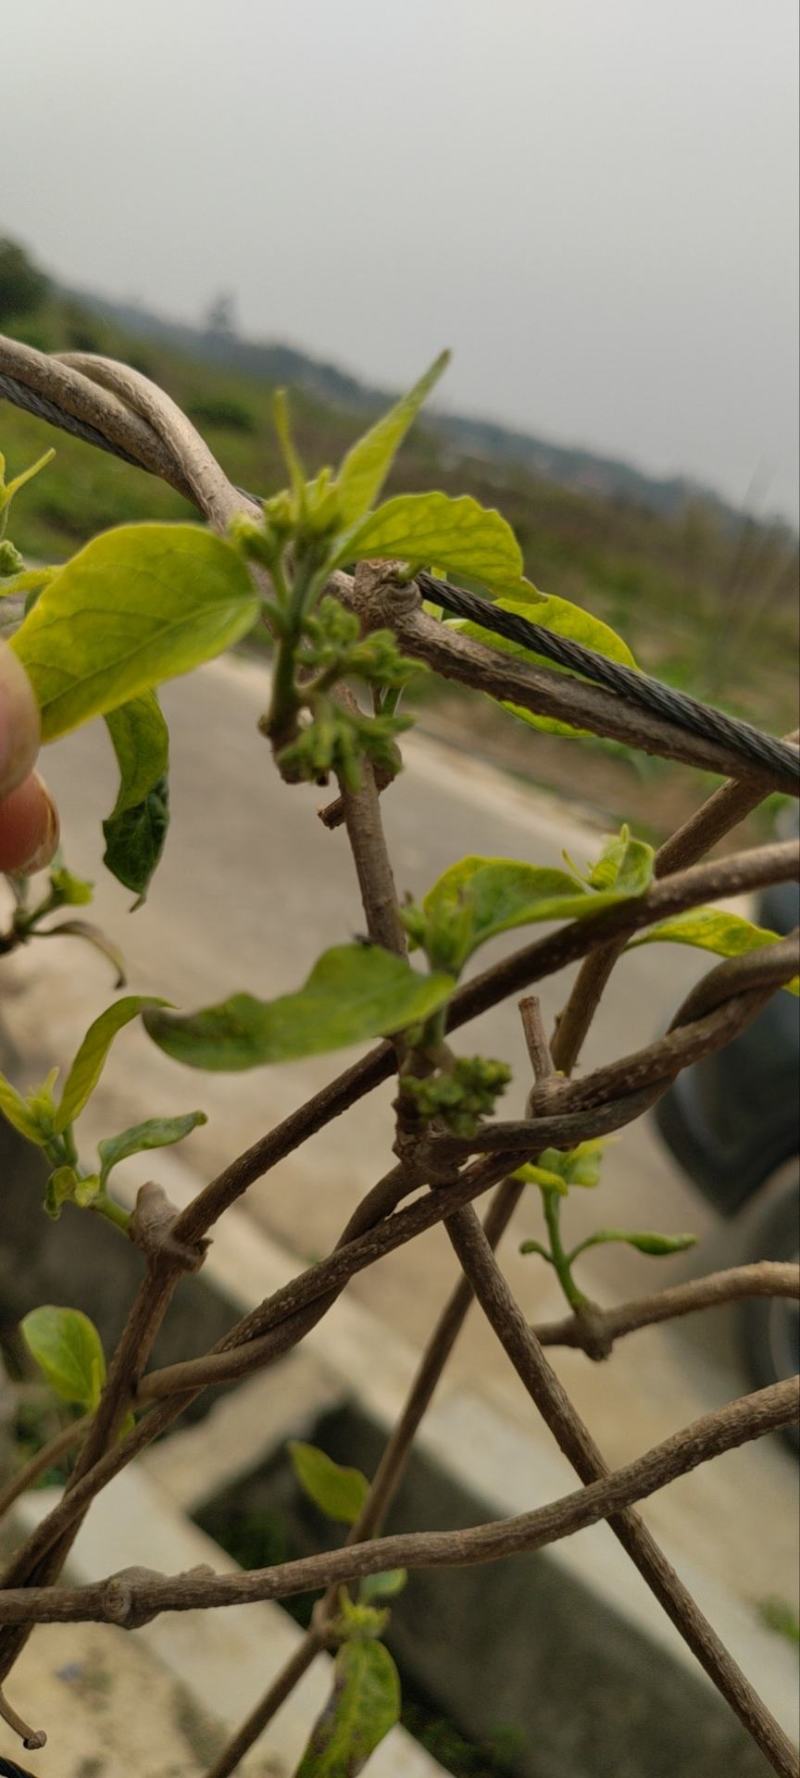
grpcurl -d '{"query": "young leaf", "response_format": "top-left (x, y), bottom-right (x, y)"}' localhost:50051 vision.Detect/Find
top-left (105, 692), bottom-right (169, 814)
top-left (359, 1569), bottom-right (407, 1604)
top-left (143, 944), bottom-right (454, 1071)
top-left (295, 1638), bottom-right (400, 1778)
top-left (335, 352), bottom-right (450, 525)
top-left (571, 1228), bottom-right (697, 1261)
top-left (455, 591), bottom-right (637, 738)
top-left (11, 524), bottom-right (259, 740)
top-left (414, 855), bottom-right (648, 972)
top-left (289, 1441), bottom-right (369, 1524)
top-left (330, 491), bottom-right (523, 588)
top-left (630, 908), bottom-right (799, 995)
top-left (48, 865), bottom-right (94, 907)
top-left (583, 825), bottom-right (654, 897)
top-left (54, 996), bottom-right (167, 1133)
top-left (0, 565), bottom-right (55, 607)
top-left (0, 1075), bottom-right (48, 1145)
top-left (21, 1305), bottom-right (106, 1410)
top-left (45, 1165), bottom-right (102, 1218)
top-left (97, 1110), bottom-right (208, 1186)
top-left (513, 1163), bottom-right (570, 1195)
top-left (103, 774), bottom-right (169, 903)
top-left (514, 1141), bottom-right (606, 1195)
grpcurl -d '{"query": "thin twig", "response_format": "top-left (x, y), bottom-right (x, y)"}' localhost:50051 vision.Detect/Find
top-left (550, 752), bottom-right (797, 1070)
top-left (534, 1262), bottom-right (800, 1356)
top-left (445, 1209), bottom-right (798, 1778)
top-left (173, 837), bottom-right (798, 1248)
top-left (0, 1418), bottom-right (87, 1524)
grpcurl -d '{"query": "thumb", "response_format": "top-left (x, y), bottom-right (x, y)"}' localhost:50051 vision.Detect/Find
top-left (0, 643), bottom-right (40, 799)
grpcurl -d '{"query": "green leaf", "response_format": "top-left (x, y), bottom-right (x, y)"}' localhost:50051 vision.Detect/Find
top-left (11, 523), bottom-right (259, 740)
top-left (455, 591), bottom-right (637, 738)
top-left (514, 1140), bottom-right (607, 1196)
top-left (331, 491), bottom-right (523, 587)
top-left (21, 1305), bottom-right (106, 1409)
top-left (0, 566), bottom-right (55, 606)
top-left (289, 1442), bottom-right (369, 1525)
top-left (359, 1570), bottom-right (407, 1604)
top-left (45, 1165), bottom-right (102, 1218)
top-left (144, 944), bottom-right (455, 1071)
top-left (97, 1111), bottom-right (208, 1187)
top-left (48, 865), bottom-right (94, 907)
top-left (103, 773), bottom-right (169, 903)
top-left (583, 825), bottom-right (655, 897)
top-left (54, 996), bottom-right (167, 1133)
top-left (296, 1638), bottom-right (400, 1778)
top-left (0, 1073), bottom-right (49, 1145)
top-left (572, 1228), bottom-right (697, 1261)
top-left (105, 692), bottom-right (169, 816)
top-left (630, 908), bottom-right (799, 995)
top-left (335, 353), bottom-right (450, 525)
top-left (413, 855), bottom-right (648, 973)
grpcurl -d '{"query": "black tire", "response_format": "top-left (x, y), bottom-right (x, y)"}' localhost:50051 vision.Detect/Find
top-left (739, 1173), bottom-right (800, 1454)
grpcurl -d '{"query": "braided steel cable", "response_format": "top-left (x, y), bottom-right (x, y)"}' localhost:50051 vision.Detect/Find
top-left (417, 571), bottom-right (799, 787)
top-left (2, 353), bottom-right (797, 789)
top-left (0, 370), bottom-right (145, 472)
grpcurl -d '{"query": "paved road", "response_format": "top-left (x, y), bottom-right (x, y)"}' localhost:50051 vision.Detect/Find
top-left (2, 652), bottom-right (797, 1605)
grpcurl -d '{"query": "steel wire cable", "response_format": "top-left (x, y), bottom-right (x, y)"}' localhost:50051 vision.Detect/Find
top-left (417, 572), bottom-right (799, 787)
top-left (2, 367), bottom-right (798, 789)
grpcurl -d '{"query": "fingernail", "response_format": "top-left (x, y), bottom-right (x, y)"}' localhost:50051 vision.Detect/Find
top-left (19, 775), bottom-right (60, 874)
top-left (0, 646), bottom-right (40, 797)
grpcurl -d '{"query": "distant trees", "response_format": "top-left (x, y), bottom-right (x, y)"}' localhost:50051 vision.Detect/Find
top-left (0, 238), bottom-right (49, 325)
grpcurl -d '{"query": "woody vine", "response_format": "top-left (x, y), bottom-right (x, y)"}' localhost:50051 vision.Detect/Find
top-left (0, 337), bottom-right (797, 1778)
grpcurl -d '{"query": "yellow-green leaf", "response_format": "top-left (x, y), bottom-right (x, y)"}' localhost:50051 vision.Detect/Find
top-left (97, 1111), bottom-right (207, 1186)
top-left (12, 523), bottom-right (259, 740)
top-left (105, 693), bottom-right (169, 816)
top-left (335, 353), bottom-right (450, 525)
top-left (572, 1228), bottom-right (697, 1260)
top-left (21, 1305), bottom-right (106, 1409)
top-left (514, 1140), bottom-right (606, 1195)
top-left (0, 1074), bottom-right (47, 1145)
top-left (456, 591), bottom-right (636, 738)
top-left (144, 944), bottom-right (454, 1071)
top-left (54, 996), bottom-right (167, 1133)
top-left (103, 693), bottom-right (171, 900)
top-left (414, 854), bottom-right (648, 973)
top-left (295, 1638), bottom-right (400, 1778)
top-left (289, 1442), bottom-right (369, 1525)
top-left (630, 909), bottom-right (799, 995)
top-left (331, 491), bottom-right (522, 587)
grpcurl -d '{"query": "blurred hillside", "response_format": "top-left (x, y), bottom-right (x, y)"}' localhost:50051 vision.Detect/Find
top-left (1, 239), bottom-right (797, 833)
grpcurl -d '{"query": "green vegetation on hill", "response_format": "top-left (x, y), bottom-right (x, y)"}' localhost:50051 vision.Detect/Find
top-left (1, 240), bottom-right (797, 832)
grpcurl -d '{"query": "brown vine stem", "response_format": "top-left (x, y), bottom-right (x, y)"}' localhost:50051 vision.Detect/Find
top-left (0, 1378), bottom-right (794, 1630)
top-left (8, 1259), bottom-right (798, 1542)
top-left (535, 1262), bottom-right (800, 1356)
top-left (444, 1209), bottom-right (798, 1778)
top-left (0, 1256), bottom-right (190, 1679)
top-left (552, 745), bottom-right (799, 1070)
top-left (0, 348), bottom-right (795, 1758)
top-left (341, 572), bottom-right (800, 791)
top-left (0, 1418), bottom-right (87, 1524)
top-left (2, 935), bottom-right (792, 1631)
top-left (173, 836), bottom-right (798, 1249)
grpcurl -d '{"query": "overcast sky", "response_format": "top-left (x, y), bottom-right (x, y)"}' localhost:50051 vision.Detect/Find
top-left (3, 0), bottom-right (798, 519)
